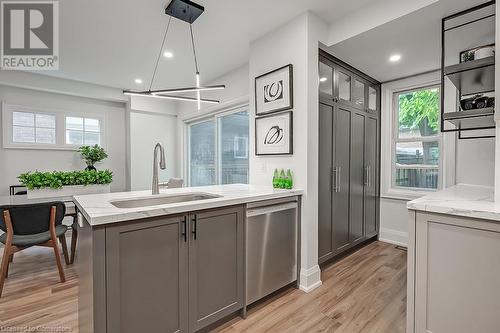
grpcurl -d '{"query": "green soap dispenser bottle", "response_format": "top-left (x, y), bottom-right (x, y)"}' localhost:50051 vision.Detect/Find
top-left (286, 169), bottom-right (293, 189)
top-left (279, 169), bottom-right (286, 188)
top-left (272, 169), bottom-right (279, 188)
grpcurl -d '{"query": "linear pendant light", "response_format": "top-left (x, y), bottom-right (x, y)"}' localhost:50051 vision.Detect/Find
top-left (123, 0), bottom-right (224, 109)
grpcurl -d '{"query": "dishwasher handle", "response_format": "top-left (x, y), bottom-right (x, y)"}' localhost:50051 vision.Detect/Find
top-left (246, 202), bottom-right (298, 217)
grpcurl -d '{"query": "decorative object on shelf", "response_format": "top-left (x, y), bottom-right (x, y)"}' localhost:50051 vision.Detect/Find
top-left (460, 94), bottom-right (490, 110)
top-left (272, 169), bottom-right (279, 188)
top-left (18, 170), bottom-right (113, 199)
top-left (123, 0), bottom-right (225, 110)
top-left (79, 144), bottom-right (108, 171)
top-left (255, 111), bottom-right (293, 155)
top-left (461, 44), bottom-right (495, 63)
top-left (255, 64), bottom-right (293, 115)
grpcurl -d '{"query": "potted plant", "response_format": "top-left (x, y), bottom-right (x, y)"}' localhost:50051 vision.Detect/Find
top-left (79, 145), bottom-right (108, 171)
top-left (18, 170), bottom-right (113, 199)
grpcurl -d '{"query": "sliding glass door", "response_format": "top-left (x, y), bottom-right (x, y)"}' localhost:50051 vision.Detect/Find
top-left (189, 120), bottom-right (216, 186)
top-left (188, 109), bottom-right (249, 186)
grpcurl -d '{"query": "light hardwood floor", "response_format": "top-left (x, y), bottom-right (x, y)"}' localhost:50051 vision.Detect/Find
top-left (0, 240), bottom-right (406, 333)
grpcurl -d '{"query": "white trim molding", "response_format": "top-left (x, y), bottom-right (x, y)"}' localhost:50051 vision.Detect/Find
top-left (379, 228), bottom-right (408, 247)
top-left (381, 71), bottom-right (455, 200)
top-left (299, 265), bottom-right (322, 293)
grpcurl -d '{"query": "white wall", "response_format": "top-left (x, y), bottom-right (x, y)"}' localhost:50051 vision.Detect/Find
top-left (249, 12), bottom-right (328, 292)
top-left (127, 95), bottom-right (179, 190)
top-left (129, 111), bottom-right (178, 190)
top-left (0, 83), bottom-right (127, 195)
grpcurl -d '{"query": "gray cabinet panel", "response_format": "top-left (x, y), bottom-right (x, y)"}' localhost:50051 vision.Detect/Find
top-left (106, 216), bottom-right (188, 333)
top-left (333, 106), bottom-right (351, 253)
top-left (350, 113), bottom-right (365, 245)
top-left (189, 206), bottom-right (244, 331)
top-left (365, 116), bottom-right (378, 237)
top-left (318, 103), bottom-right (334, 261)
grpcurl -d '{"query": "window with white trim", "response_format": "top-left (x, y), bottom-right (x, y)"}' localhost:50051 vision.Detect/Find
top-left (65, 116), bottom-right (102, 145)
top-left (392, 85), bottom-right (441, 190)
top-left (12, 111), bottom-right (56, 144)
top-left (2, 102), bottom-right (105, 150)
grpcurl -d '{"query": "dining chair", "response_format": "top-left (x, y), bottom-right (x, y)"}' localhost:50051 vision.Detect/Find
top-left (0, 202), bottom-right (69, 297)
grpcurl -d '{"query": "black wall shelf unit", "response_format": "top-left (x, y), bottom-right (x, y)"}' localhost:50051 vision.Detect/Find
top-left (441, 1), bottom-right (496, 139)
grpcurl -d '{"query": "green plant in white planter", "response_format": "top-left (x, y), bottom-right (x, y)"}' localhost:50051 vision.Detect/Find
top-left (79, 145), bottom-right (108, 171)
top-left (18, 170), bottom-right (113, 199)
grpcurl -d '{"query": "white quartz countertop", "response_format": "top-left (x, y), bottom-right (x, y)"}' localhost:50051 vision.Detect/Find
top-left (73, 184), bottom-right (303, 226)
top-left (407, 184), bottom-right (500, 222)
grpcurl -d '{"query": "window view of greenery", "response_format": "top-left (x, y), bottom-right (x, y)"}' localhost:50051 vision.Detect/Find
top-left (395, 87), bottom-right (440, 189)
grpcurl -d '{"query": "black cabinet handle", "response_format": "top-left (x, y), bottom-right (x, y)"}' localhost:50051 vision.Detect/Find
top-left (181, 216), bottom-right (187, 242)
top-left (191, 215), bottom-right (197, 240)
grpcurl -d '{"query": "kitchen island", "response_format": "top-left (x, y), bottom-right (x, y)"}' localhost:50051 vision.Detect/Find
top-left (406, 184), bottom-right (500, 333)
top-left (73, 184), bottom-right (302, 333)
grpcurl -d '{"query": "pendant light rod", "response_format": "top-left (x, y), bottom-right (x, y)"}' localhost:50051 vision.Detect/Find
top-left (149, 85), bottom-right (225, 94)
top-left (123, 91), bottom-right (219, 104)
top-left (149, 16), bottom-right (172, 91)
top-left (189, 24), bottom-right (200, 73)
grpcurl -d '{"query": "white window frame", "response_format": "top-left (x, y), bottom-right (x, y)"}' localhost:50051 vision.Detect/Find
top-left (2, 102), bottom-right (106, 150)
top-left (381, 72), bottom-right (449, 200)
top-left (64, 115), bottom-right (104, 147)
top-left (184, 102), bottom-right (250, 186)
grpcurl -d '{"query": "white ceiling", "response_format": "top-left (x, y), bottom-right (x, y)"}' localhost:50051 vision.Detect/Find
top-left (33, 0), bottom-right (378, 90)
top-left (327, 0), bottom-right (490, 82)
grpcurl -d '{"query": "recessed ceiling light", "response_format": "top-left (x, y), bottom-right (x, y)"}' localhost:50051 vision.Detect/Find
top-left (163, 51), bottom-right (174, 58)
top-left (389, 54), bottom-right (402, 62)
top-left (319, 77), bottom-right (328, 82)
top-left (134, 78), bottom-right (143, 84)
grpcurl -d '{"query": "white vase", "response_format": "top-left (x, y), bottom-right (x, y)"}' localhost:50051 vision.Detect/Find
top-left (27, 184), bottom-right (111, 199)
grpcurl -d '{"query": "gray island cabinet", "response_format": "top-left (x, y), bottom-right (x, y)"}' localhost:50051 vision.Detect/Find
top-left (78, 205), bottom-right (244, 333)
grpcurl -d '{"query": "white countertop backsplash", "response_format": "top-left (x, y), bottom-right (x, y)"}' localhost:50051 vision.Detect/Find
top-left (73, 184), bottom-right (303, 226)
top-left (407, 184), bottom-right (500, 222)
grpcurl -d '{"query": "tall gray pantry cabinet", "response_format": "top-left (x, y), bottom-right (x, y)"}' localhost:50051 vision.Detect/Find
top-left (318, 50), bottom-right (381, 263)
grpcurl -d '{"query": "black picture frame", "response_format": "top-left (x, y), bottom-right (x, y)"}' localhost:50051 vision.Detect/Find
top-left (255, 111), bottom-right (293, 156)
top-left (254, 64), bottom-right (293, 116)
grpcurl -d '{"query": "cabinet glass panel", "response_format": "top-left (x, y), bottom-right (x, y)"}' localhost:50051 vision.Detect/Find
top-left (368, 86), bottom-right (377, 110)
top-left (319, 62), bottom-right (333, 96)
top-left (353, 79), bottom-right (365, 107)
top-left (338, 72), bottom-right (351, 101)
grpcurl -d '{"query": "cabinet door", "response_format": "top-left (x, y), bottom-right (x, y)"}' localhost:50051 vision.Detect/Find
top-left (106, 216), bottom-right (188, 333)
top-left (318, 102), bottom-right (334, 262)
top-left (332, 105), bottom-right (351, 254)
top-left (414, 213), bottom-right (500, 333)
top-left (350, 112), bottom-right (365, 245)
top-left (365, 116), bottom-right (378, 238)
top-left (189, 206), bottom-right (244, 331)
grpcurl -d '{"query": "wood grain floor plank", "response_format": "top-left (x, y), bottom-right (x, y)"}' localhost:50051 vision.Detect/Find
top-left (0, 240), bottom-right (406, 333)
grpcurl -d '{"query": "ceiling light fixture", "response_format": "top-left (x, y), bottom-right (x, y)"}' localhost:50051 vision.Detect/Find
top-left (319, 77), bottom-right (327, 82)
top-left (389, 54), bottom-right (402, 62)
top-left (134, 78), bottom-right (143, 84)
top-left (123, 0), bottom-right (224, 109)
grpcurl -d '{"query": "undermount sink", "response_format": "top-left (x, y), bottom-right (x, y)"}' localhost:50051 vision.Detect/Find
top-left (110, 193), bottom-right (221, 209)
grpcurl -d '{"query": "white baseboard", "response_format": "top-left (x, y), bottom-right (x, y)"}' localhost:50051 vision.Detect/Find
top-left (379, 228), bottom-right (408, 247)
top-left (299, 265), bottom-right (322, 293)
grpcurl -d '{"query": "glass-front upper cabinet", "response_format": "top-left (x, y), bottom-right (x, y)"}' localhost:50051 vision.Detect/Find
top-left (319, 61), bottom-right (333, 96)
top-left (353, 79), bottom-right (365, 108)
top-left (368, 85), bottom-right (378, 113)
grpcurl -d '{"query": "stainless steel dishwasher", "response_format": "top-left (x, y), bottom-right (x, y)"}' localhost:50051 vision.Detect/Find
top-left (246, 197), bottom-right (299, 305)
